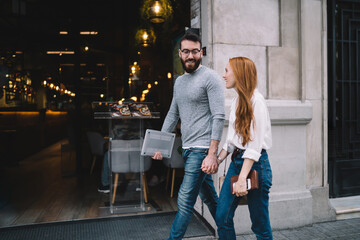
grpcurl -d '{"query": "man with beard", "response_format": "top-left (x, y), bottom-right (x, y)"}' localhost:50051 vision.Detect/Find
top-left (153, 32), bottom-right (225, 240)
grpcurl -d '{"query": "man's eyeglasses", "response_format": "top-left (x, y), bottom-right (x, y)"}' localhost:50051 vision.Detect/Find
top-left (180, 49), bottom-right (201, 56)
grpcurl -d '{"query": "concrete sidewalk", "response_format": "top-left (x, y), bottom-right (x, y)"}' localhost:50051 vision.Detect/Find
top-left (185, 217), bottom-right (360, 240)
top-left (239, 218), bottom-right (360, 240)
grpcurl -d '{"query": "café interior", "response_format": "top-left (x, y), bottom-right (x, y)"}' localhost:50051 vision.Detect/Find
top-left (0, 0), bottom-right (191, 227)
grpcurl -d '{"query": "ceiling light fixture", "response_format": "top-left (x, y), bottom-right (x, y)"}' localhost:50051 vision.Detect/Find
top-left (46, 51), bottom-right (74, 55)
top-left (80, 31), bottom-right (98, 35)
top-left (149, 1), bottom-right (164, 23)
top-left (135, 29), bottom-right (155, 47)
top-left (141, 0), bottom-right (173, 24)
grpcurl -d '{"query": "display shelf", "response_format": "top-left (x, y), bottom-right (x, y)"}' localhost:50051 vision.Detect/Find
top-left (92, 101), bottom-right (160, 120)
top-left (92, 101), bottom-right (159, 214)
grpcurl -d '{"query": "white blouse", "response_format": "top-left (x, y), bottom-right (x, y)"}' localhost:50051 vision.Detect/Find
top-left (222, 89), bottom-right (272, 162)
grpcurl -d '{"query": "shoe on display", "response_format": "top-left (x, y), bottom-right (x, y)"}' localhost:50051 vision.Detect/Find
top-left (97, 184), bottom-right (110, 193)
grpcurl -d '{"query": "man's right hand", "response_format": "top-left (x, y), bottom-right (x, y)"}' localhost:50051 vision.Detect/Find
top-left (152, 152), bottom-right (163, 160)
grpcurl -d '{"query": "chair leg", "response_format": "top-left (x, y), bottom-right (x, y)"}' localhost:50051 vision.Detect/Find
top-left (165, 167), bottom-right (171, 190)
top-left (90, 156), bottom-right (96, 174)
top-left (112, 173), bottom-right (119, 204)
top-left (144, 173), bottom-right (150, 195)
top-left (143, 173), bottom-right (148, 203)
top-left (171, 168), bottom-right (176, 198)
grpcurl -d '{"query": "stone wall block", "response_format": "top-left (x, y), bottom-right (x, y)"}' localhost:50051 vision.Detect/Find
top-left (281, 0), bottom-right (299, 47)
top-left (213, 0), bottom-right (279, 46)
top-left (302, 0), bottom-right (322, 100)
top-left (213, 44), bottom-right (267, 95)
top-left (306, 100), bottom-right (324, 186)
top-left (268, 47), bottom-right (300, 99)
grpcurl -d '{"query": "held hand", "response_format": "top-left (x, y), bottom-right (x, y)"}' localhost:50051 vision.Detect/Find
top-left (152, 152), bottom-right (163, 160)
top-left (201, 154), bottom-right (218, 174)
top-left (233, 178), bottom-right (248, 197)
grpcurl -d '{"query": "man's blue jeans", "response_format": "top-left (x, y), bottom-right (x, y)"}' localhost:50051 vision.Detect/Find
top-left (216, 150), bottom-right (273, 240)
top-left (167, 148), bottom-right (218, 240)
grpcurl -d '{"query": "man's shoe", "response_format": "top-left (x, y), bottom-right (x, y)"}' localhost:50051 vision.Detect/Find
top-left (98, 185), bottom-right (110, 193)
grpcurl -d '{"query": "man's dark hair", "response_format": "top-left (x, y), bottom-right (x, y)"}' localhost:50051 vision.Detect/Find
top-left (180, 32), bottom-right (202, 49)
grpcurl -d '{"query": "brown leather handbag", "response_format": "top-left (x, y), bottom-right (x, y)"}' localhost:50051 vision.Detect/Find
top-left (230, 169), bottom-right (259, 193)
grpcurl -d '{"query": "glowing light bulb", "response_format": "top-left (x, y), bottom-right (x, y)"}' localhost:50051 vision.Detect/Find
top-left (154, 1), bottom-right (161, 13)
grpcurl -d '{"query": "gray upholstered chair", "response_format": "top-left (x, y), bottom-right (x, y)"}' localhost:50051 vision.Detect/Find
top-left (86, 131), bottom-right (106, 174)
top-left (162, 137), bottom-right (183, 197)
top-left (110, 139), bottom-right (151, 203)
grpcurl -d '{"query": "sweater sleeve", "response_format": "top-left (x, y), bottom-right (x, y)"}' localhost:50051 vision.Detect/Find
top-left (161, 88), bottom-right (179, 133)
top-left (207, 73), bottom-right (225, 141)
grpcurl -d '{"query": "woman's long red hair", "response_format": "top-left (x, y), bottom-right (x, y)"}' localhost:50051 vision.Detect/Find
top-left (229, 57), bottom-right (257, 146)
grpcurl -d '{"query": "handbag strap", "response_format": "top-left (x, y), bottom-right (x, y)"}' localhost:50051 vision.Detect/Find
top-left (222, 156), bottom-right (227, 176)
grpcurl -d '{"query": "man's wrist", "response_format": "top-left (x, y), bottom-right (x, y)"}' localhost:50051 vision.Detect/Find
top-left (208, 150), bottom-right (217, 156)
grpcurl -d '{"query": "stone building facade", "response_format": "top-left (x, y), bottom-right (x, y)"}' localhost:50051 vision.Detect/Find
top-left (190, 0), bottom-right (335, 234)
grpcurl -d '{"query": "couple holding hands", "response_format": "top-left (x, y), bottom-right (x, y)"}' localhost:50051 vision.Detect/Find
top-left (153, 31), bottom-right (273, 240)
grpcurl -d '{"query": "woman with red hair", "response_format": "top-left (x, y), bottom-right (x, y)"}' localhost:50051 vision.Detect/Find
top-left (215, 57), bottom-right (273, 239)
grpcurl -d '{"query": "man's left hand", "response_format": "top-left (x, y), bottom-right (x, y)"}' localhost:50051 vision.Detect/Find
top-left (201, 154), bottom-right (218, 174)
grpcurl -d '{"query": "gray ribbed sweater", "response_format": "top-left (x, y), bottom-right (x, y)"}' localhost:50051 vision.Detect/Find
top-left (161, 65), bottom-right (225, 148)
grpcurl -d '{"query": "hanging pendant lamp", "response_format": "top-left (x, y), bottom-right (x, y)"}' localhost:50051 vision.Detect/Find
top-left (135, 28), bottom-right (156, 47)
top-left (141, 0), bottom-right (173, 24)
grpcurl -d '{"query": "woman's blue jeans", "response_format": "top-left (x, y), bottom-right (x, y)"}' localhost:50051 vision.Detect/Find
top-left (215, 150), bottom-right (273, 240)
top-left (167, 148), bottom-right (218, 240)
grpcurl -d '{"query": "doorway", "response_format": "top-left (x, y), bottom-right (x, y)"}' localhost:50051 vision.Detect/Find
top-left (0, 0), bottom-right (200, 231)
top-left (328, 0), bottom-right (360, 198)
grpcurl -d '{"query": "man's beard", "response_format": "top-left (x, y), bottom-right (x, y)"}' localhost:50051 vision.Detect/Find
top-left (181, 58), bottom-right (201, 73)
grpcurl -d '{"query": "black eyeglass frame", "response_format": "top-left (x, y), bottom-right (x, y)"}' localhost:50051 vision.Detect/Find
top-left (180, 48), bottom-right (202, 56)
